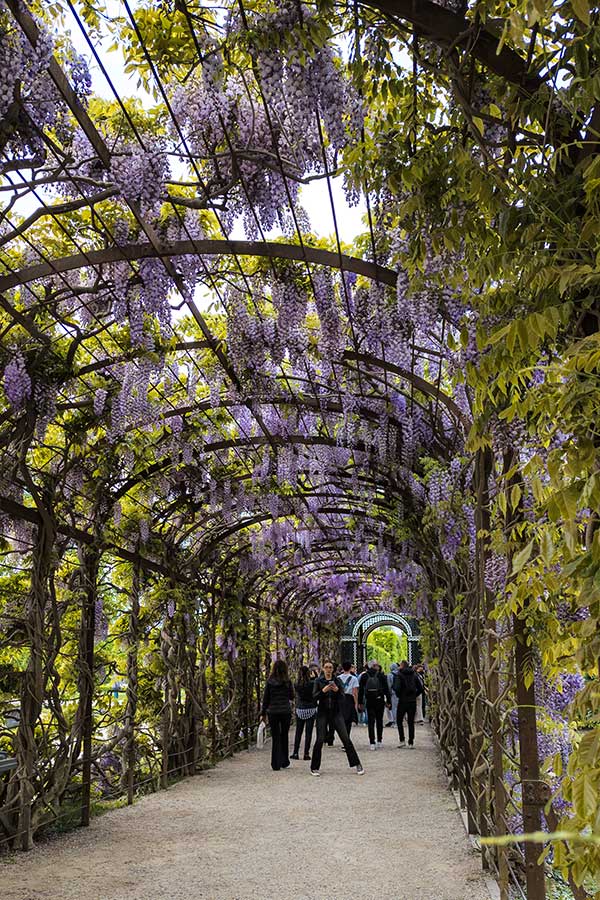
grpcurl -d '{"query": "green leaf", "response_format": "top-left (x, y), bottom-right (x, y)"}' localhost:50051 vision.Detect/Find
top-left (540, 530), bottom-right (554, 566)
top-left (512, 540), bottom-right (534, 575)
top-left (572, 771), bottom-right (597, 818)
top-left (571, 0), bottom-right (590, 25)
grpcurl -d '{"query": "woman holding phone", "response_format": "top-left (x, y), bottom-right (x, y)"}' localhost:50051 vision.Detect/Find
top-left (310, 659), bottom-right (364, 776)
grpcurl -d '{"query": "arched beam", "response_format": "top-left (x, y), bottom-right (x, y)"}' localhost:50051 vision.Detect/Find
top-left (114, 432), bottom-right (422, 500)
top-left (0, 240), bottom-right (398, 293)
top-left (352, 610), bottom-right (414, 639)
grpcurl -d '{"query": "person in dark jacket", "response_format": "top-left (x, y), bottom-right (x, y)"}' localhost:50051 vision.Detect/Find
top-left (291, 666), bottom-right (318, 760)
top-left (260, 659), bottom-right (294, 771)
top-left (310, 659), bottom-right (364, 776)
top-left (393, 659), bottom-right (424, 748)
top-left (358, 659), bottom-right (392, 749)
top-left (338, 660), bottom-right (359, 738)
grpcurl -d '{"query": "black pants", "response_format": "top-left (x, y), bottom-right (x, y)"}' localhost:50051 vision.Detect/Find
top-left (268, 712), bottom-right (291, 770)
top-left (311, 712), bottom-right (361, 771)
top-left (293, 715), bottom-right (315, 756)
top-left (397, 700), bottom-right (417, 745)
top-left (325, 718), bottom-right (335, 746)
top-left (342, 694), bottom-right (356, 739)
top-left (367, 698), bottom-right (385, 744)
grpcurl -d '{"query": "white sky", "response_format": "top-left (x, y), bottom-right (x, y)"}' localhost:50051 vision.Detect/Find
top-left (2, 6), bottom-right (367, 313)
top-left (62, 1), bottom-right (367, 246)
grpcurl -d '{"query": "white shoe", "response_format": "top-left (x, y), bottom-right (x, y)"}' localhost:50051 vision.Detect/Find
top-left (369, 744), bottom-right (376, 751)
top-left (355, 765), bottom-right (365, 775)
top-left (398, 741), bottom-right (406, 749)
top-left (376, 742), bottom-right (383, 749)
top-left (310, 769), bottom-right (321, 776)
top-left (407, 744), bottom-right (415, 750)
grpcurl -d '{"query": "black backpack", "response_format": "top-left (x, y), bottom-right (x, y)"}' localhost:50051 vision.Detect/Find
top-left (365, 671), bottom-right (381, 700)
top-left (395, 669), bottom-right (422, 701)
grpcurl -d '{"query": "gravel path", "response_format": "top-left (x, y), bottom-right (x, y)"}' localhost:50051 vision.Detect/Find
top-left (1, 724), bottom-right (491, 900)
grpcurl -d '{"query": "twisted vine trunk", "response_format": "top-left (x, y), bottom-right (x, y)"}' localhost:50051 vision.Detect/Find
top-left (123, 559), bottom-right (140, 804)
top-left (76, 543), bottom-right (100, 828)
top-left (503, 450), bottom-right (546, 900)
top-left (16, 507), bottom-right (55, 850)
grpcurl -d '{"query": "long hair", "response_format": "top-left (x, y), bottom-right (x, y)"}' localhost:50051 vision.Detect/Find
top-left (297, 665), bottom-right (310, 686)
top-left (269, 658), bottom-right (290, 683)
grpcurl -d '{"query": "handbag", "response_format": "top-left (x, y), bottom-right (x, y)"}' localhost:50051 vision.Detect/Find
top-left (256, 720), bottom-right (266, 750)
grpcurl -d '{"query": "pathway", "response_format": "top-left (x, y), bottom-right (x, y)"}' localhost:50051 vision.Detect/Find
top-left (2, 724), bottom-right (492, 900)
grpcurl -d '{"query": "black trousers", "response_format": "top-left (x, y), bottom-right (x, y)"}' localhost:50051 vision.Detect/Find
top-left (397, 700), bottom-right (417, 745)
top-left (311, 711), bottom-right (361, 771)
top-left (342, 694), bottom-right (356, 739)
top-left (268, 712), bottom-right (291, 770)
top-left (293, 715), bottom-right (315, 756)
top-left (366, 698), bottom-right (385, 744)
top-left (325, 718), bottom-right (335, 745)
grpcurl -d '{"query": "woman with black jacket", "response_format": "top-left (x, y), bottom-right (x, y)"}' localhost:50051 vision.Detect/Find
top-left (291, 666), bottom-right (318, 760)
top-left (260, 659), bottom-right (294, 771)
top-left (310, 659), bottom-right (364, 776)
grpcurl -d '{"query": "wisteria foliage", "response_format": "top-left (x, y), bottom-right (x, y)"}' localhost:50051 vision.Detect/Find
top-left (0, 0), bottom-right (599, 890)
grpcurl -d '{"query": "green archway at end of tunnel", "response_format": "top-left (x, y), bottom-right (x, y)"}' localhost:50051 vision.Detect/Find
top-left (365, 625), bottom-right (408, 674)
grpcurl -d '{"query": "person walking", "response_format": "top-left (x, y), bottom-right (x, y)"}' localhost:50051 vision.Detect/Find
top-left (291, 666), bottom-right (318, 760)
top-left (393, 659), bottom-right (424, 749)
top-left (357, 664), bottom-right (369, 726)
top-left (387, 662), bottom-right (399, 728)
top-left (358, 659), bottom-right (391, 750)
top-left (310, 659), bottom-right (364, 776)
top-left (338, 660), bottom-right (359, 739)
top-left (414, 663), bottom-right (426, 725)
top-left (260, 659), bottom-right (294, 771)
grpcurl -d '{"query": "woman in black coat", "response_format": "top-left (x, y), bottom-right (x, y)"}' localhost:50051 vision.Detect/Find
top-left (260, 659), bottom-right (294, 771)
top-left (310, 659), bottom-right (364, 776)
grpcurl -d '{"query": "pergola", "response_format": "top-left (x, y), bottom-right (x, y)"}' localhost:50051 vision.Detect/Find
top-left (1, 2), bottom-right (599, 898)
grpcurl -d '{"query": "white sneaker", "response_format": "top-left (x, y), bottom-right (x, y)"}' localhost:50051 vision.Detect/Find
top-left (407, 744), bottom-right (415, 750)
top-left (376, 742), bottom-right (383, 749)
top-left (310, 769), bottom-right (321, 776)
top-left (369, 744), bottom-right (376, 751)
top-left (355, 765), bottom-right (365, 775)
top-left (398, 741), bottom-right (406, 749)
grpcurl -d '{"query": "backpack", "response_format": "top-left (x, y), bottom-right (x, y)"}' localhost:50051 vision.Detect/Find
top-left (339, 674), bottom-right (354, 693)
top-left (365, 671), bottom-right (382, 700)
top-left (395, 669), bottom-right (422, 701)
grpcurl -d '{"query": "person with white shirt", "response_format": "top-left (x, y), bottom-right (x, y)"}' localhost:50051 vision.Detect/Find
top-left (338, 660), bottom-right (359, 738)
